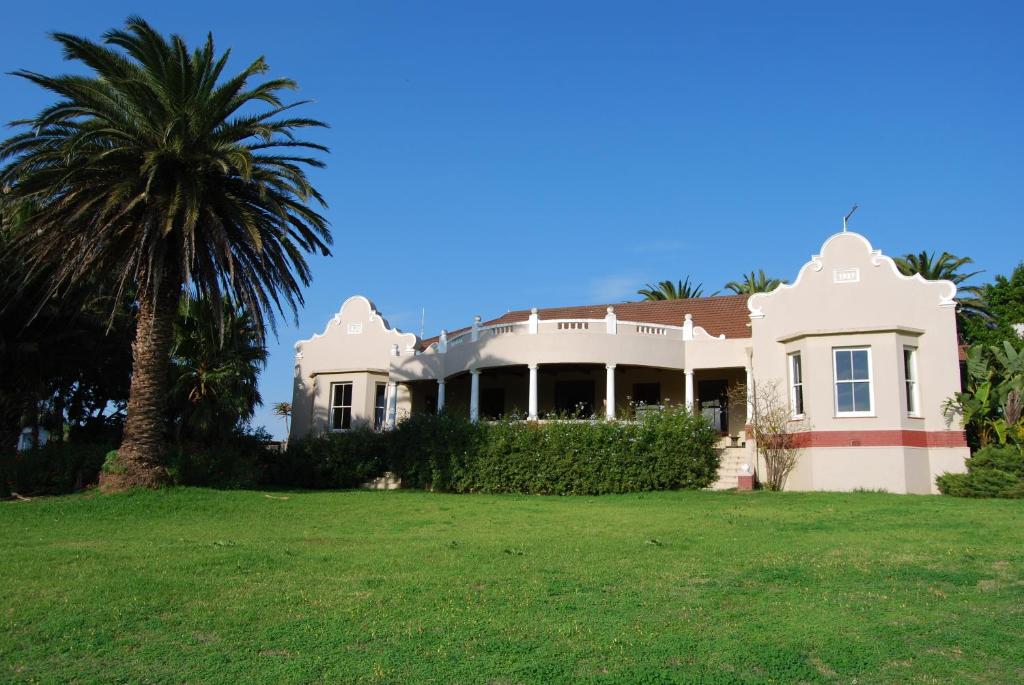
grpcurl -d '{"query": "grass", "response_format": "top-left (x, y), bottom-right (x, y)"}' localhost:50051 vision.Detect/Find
top-left (1, 489), bottom-right (1023, 684)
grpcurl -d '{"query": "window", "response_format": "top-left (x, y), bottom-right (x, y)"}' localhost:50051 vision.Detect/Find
top-left (788, 353), bottom-right (804, 417)
top-left (833, 348), bottom-right (872, 415)
top-left (331, 382), bottom-right (353, 430)
top-left (373, 383), bottom-right (387, 430)
top-left (904, 347), bottom-right (920, 416)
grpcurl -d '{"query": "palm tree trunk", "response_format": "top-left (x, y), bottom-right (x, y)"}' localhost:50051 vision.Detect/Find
top-left (100, 277), bottom-right (179, 492)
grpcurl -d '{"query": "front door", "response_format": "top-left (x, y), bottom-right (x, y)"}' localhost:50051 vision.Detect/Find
top-left (698, 380), bottom-right (729, 433)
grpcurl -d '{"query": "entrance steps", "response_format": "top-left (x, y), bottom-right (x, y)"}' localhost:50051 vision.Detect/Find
top-left (710, 447), bottom-right (750, 490)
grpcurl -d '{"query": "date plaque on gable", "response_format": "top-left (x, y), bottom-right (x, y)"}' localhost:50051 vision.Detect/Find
top-left (347, 323), bottom-right (363, 335)
top-left (833, 268), bottom-right (860, 284)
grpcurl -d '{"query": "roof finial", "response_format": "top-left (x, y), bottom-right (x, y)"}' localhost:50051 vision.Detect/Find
top-left (842, 203), bottom-right (859, 233)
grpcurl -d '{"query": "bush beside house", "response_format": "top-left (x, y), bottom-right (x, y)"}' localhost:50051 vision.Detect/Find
top-left (267, 427), bottom-right (388, 489)
top-left (275, 407), bottom-right (721, 495)
top-left (937, 444), bottom-right (1024, 498)
top-left (458, 408), bottom-right (719, 494)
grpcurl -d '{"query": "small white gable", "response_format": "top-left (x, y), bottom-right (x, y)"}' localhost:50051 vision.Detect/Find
top-left (295, 296), bottom-right (417, 371)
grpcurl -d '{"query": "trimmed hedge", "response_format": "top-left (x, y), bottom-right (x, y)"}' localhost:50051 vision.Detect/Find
top-left (459, 408), bottom-right (720, 494)
top-left (274, 407), bottom-right (721, 494)
top-left (269, 427), bottom-right (388, 489)
top-left (937, 444), bottom-right (1024, 498)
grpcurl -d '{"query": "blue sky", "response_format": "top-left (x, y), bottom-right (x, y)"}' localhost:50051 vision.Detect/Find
top-left (3, 2), bottom-right (1021, 438)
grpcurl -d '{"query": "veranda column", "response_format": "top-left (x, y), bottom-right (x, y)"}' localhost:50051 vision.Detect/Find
top-left (469, 369), bottom-right (481, 423)
top-left (385, 381), bottom-right (399, 429)
top-left (684, 369), bottom-right (695, 413)
top-left (437, 378), bottom-right (446, 414)
top-left (528, 364), bottom-right (539, 420)
top-left (605, 363), bottom-right (617, 419)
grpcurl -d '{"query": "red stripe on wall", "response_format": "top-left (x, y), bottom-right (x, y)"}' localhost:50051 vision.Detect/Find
top-left (790, 430), bottom-right (968, 448)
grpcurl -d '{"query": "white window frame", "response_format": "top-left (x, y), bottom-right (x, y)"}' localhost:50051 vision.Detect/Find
top-left (373, 382), bottom-right (387, 430)
top-left (833, 347), bottom-right (874, 417)
top-left (903, 346), bottom-right (920, 417)
top-left (330, 382), bottom-right (354, 431)
top-left (788, 352), bottom-right (805, 418)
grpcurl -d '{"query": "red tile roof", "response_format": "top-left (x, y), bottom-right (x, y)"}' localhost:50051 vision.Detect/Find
top-left (419, 294), bottom-right (751, 349)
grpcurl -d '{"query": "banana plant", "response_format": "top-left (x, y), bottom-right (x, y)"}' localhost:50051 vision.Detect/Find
top-left (946, 341), bottom-right (1024, 446)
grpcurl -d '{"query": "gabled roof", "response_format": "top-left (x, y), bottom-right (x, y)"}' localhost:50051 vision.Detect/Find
top-left (420, 294), bottom-right (751, 349)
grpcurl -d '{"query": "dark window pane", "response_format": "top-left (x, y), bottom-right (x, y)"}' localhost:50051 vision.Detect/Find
top-left (835, 351), bottom-right (852, 381)
top-left (340, 408), bottom-right (352, 430)
top-left (554, 380), bottom-right (595, 416)
top-left (481, 388), bottom-right (505, 419)
top-left (852, 350), bottom-right (869, 380)
top-left (853, 382), bottom-right (871, 412)
top-left (632, 382), bottom-right (661, 406)
top-left (836, 382), bottom-right (854, 412)
top-left (792, 355), bottom-right (802, 383)
top-left (904, 349), bottom-right (913, 380)
top-left (794, 386), bottom-right (804, 415)
top-left (332, 408), bottom-right (343, 429)
top-left (374, 384), bottom-right (386, 430)
top-left (333, 384), bottom-right (344, 407)
top-left (342, 383), bottom-right (353, 405)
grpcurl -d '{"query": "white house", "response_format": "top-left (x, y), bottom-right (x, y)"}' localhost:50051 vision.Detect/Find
top-left (289, 231), bottom-right (969, 494)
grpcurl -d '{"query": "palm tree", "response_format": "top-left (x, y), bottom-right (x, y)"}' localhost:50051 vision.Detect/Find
top-left (637, 277), bottom-right (711, 301)
top-left (273, 402), bottom-right (292, 436)
top-left (895, 251), bottom-right (989, 319)
top-left (0, 18), bottom-right (331, 491)
top-left (724, 270), bottom-right (787, 294)
top-left (170, 297), bottom-right (267, 442)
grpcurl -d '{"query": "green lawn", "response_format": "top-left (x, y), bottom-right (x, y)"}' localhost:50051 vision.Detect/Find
top-left (2, 489), bottom-right (1023, 684)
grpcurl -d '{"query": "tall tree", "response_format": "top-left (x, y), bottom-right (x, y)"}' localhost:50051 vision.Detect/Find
top-left (0, 18), bottom-right (331, 491)
top-left (1, 202), bottom-right (134, 454)
top-left (724, 270), bottom-right (787, 294)
top-left (170, 297), bottom-right (267, 442)
top-left (894, 251), bottom-right (989, 320)
top-left (961, 263), bottom-right (1024, 348)
top-left (637, 277), bottom-right (710, 301)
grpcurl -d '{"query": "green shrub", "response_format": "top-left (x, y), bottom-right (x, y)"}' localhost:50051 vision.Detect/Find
top-left (937, 444), bottom-right (1024, 498)
top-left (273, 407), bottom-right (720, 495)
top-left (386, 412), bottom-right (479, 490)
top-left (456, 407), bottom-right (719, 494)
top-left (3, 442), bottom-right (112, 495)
top-left (168, 430), bottom-right (273, 489)
top-left (385, 406), bottom-right (720, 495)
top-left (271, 426), bottom-right (388, 489)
